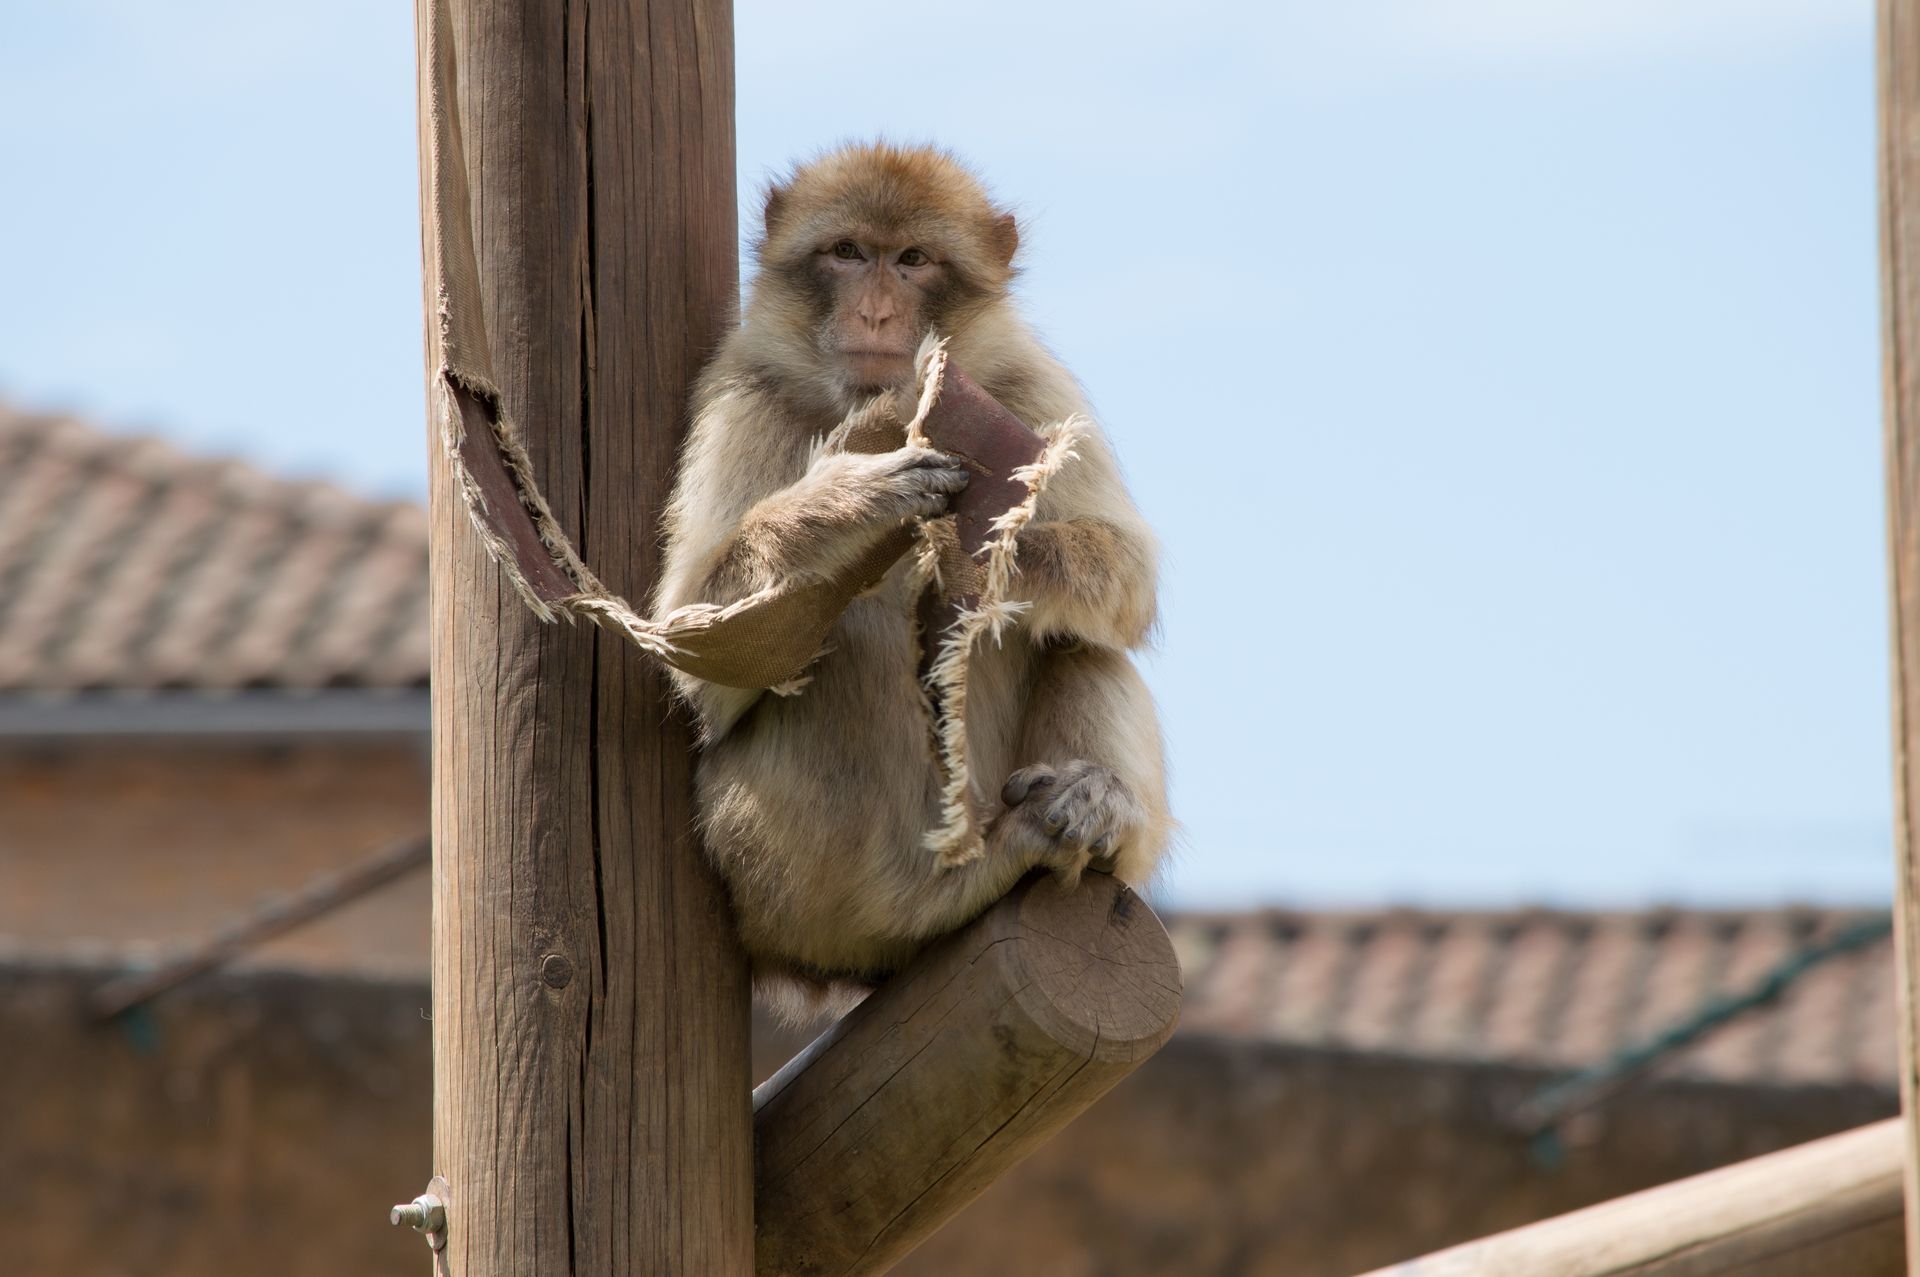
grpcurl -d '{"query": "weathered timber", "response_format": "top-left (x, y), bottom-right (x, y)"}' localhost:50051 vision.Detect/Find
top-left (752, 871), bottom-right (1181, 1276)
top-left (415, 1), bottom-right (749, 1274)
top-left (1355, 1118), bottom-right (1904, 1277)
top-left (1886, 4), bottom-right (1920, 1271)
top-left (90, 833), bottom-right (429, 1018)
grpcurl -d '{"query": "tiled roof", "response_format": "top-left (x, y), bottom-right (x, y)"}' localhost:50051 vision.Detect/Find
top-left (0, 407), bottom-right (428, 692)
top-left (0, 411), bottom-right (1896, 1096)
top-left (1170, 906), bottom-right (1896, 1092)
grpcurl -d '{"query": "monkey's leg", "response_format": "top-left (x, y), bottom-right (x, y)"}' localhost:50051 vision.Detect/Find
top-left (992, 644), bottom-right (1171, 889)
top-left (887, 646), bottom-right (1169, 945)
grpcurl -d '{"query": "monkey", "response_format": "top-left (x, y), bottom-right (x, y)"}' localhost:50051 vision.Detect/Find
top-left (654, 142), bottom-right (1171, 1017)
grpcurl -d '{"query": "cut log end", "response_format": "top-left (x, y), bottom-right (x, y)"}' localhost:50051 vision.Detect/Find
top-left (753, 872), bottom-right (1180, 1277)
top-left (1003, 873), bottom-right (1183, 1062)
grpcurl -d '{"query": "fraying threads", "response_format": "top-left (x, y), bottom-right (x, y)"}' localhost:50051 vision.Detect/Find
top-left (914, 384), bottom-right (1082, 869)
top-left (904, 335), bottom-right (950, 448)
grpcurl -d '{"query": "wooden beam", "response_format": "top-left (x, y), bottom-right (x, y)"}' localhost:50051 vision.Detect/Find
top-left (416, 2), bottom-right (748, 1273)
top-left (1354, 1119), bottom-right (1905, 1277)
top-left (752, 872), bottom-right (1181, 1276)
top-left (1885, 3), bottom-right (1920, 1270)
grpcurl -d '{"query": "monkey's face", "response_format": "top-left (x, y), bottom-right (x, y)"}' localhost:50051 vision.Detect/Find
top-left (752, 144), bottom-right (1022, 405)
top-left (814, 236), bottom-right (946, 393)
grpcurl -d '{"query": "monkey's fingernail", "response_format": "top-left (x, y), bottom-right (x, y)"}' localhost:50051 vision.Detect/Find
top-left (1043, 812), bottom-right (1069, 836)
top-left (1092, 834), bottom-right (1113, 858)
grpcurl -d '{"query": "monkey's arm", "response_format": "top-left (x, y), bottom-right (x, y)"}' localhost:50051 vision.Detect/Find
top-left (654, 386), bottom-right (965, 740)
top-left (1008, 424), bottom-right (1159, 651)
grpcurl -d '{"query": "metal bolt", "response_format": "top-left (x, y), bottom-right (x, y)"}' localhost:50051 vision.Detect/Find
top-left (390, 1191), bottom-right (448, 1251)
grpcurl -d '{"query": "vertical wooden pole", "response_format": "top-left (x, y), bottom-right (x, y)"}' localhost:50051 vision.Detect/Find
top-left (417, 3), bottom-right (747, 1274)
top-left (1883, 1), bottom-right (1920, 1269)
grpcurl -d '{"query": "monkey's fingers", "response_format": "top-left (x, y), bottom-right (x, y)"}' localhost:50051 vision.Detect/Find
top-left (898, 446), bottom-right (966, 467)
top-left (914, 467), bottom-right (973, 496)
top-left (890, 449), bottom-right (972, 492)
top-left (866, 453), bottom-right (971, 521)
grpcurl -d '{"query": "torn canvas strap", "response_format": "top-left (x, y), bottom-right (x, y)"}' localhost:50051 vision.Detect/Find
top-left (423, 0), bottom-right (1080, 864)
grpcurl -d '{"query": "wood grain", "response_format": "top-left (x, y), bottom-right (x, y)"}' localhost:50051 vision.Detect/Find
top-left (416, 2), bottom-right (749, 1273)
top-left (1355, 1119), bottom-right (1905, 1277)
top-left (1885, 3), bottom-right (1920, 1271)
top-left (752, 872), bottom-right (1181, 1276)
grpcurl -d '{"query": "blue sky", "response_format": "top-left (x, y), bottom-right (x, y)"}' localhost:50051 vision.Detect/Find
top-left (0, 1), bottom-right (1885, 907)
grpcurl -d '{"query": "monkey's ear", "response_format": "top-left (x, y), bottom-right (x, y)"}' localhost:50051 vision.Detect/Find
top-left (989, 213), bottom-right (1018, 269)
top-left (764, 184), bottom-right (790, 238)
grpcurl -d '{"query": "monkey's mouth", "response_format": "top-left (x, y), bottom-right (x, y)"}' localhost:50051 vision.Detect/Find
top-left (838, 349), bottom-right (914, 387)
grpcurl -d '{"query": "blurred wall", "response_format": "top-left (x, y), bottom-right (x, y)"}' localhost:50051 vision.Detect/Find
top-left (0, 964), bottom-right (1894, 1277)
top-left (0, 741), bottom-right (428, 975)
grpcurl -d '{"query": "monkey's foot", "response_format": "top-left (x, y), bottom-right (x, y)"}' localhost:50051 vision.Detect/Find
top-left (997, 761), bottom-right (1138, 888)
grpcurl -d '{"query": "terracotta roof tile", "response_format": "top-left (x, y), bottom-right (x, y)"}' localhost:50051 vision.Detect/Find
top-left (1337, 914), bottom-right (1428, 1052)
top-left (1552, 915), bottom-right (1645, 1066)
top-left (1404, 916), bottom-right (1501, 1058)
top-left (0, 407), bottom-right (427, 692)
top-left (1263, 917), bottom-right (1359, 1043)
top-left (1172, 906), bottom-right (1894, 1093)
top-left (1482, 914), bottom-right (1576, 1062)
top-left (1677, 913), bottom-right (1796, 1083)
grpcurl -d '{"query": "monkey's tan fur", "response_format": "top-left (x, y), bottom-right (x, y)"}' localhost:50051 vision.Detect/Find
top-left (655, 144), bottom-right (1171, 1015)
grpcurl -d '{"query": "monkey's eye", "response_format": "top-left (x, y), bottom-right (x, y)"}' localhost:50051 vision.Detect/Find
top-left (898, 247), bottom-right (929, 267)
top-left (832, 240), bottom-right (863, 261)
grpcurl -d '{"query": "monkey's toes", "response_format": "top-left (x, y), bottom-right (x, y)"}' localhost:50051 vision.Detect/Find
top-left (1001, 764), bottom-right (1058, 807)
top-left (1038, 762), bottom-right (1130, 855)
top-left (1000, 762), bottom-right (1132, 886)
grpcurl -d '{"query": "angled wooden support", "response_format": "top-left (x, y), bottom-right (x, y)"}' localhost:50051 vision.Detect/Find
top-left (753, 872), bottom-right (1181, 1276)
top-left (1356, 1119), bottom-right (1905, 1277)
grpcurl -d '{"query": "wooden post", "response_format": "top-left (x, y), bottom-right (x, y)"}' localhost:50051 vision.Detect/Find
top-left (416, 2), bottom-right (748, 1274)
top-left (753, 872), bottom-right (1181, 1276)
top-left (1355, 1119), bottom-right (1905, 1277)
top-left (1884, 2), bottom-right (1920, 1270)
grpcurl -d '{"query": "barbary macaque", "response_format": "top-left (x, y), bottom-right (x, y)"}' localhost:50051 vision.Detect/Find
top-left (655, 143), bottom-right (1170, 1016)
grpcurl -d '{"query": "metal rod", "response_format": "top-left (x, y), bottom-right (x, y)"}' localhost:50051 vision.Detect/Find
top-left (89, 832), bottom-right (429, 1018)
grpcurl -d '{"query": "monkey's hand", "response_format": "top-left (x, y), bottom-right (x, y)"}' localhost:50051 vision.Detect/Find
top-left (815, 445), bottom-right (971, 523)
top-left (993, 761), bottom-right (1141, 889)
top-left (754, 446), bottom-right (970, 584)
